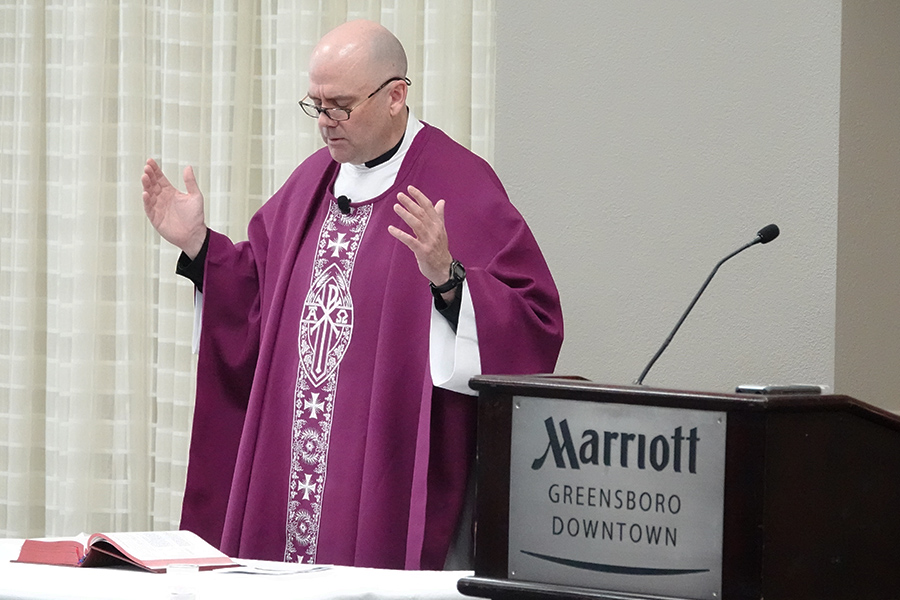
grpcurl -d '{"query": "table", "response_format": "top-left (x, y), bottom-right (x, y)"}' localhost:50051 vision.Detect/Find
top-left (0, 538), bottom-right (472, 600)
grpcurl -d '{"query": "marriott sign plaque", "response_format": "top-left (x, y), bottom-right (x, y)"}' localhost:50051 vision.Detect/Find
top-left (460, 375), bottom-right (900, 600)
top-left (508, 395), bottom-right (726, 599)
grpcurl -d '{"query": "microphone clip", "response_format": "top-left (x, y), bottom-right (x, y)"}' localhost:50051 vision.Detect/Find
top-left (337, 195), bottom-right (352, 215)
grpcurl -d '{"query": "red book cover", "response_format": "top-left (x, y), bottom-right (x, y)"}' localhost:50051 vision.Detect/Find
top-left (13, 530), bottom-right (237, 573)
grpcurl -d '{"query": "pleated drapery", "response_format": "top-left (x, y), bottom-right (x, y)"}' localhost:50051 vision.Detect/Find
top-left (0, 0), bottom-right (495, 538)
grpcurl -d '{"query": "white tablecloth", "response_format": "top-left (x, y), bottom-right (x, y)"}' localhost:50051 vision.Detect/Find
top-left (0, 538), bottom-right (473, 600)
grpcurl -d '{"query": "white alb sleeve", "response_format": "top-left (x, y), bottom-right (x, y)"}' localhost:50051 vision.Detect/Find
top-left (429, 280), bottom-right (481, 396)
top-left (192, 289), bottom-right (203, 354)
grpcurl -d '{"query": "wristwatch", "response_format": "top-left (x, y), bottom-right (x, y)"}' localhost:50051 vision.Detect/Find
top-left (430, 260), bottom-right (466, 298)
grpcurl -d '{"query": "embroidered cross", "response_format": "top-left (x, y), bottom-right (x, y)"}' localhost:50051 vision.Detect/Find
top-left (298, 473), bottom-right (316, 501)
top-left (304, 392), bottom-right (325, 419)
top-left (327, 232), bottom-right (349, 257)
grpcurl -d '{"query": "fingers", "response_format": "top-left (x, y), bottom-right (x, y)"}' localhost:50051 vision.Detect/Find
top-left (397, 185), bottom-right (438, 216)
top-left (141, 160), bottom-right (161, 214)
top-left (404, 184), bottom-right (429, 206)
top-left (387, 224), bottom-right (415, 249)
top-left (183, 165), bottom-right (200, 196)
top-left (141, 159), bottom-right (180, 220)
top-left (142, 160), bottom-right (156, 192)
top-left (142, 158), bottom-right (172, 194)
top-left (390, 185), bottom-right (454, 284)
top-left (392, 197), bottom-right (424, 233)
top-left (141, 160), bottom-right (204, 207)
top-left (394, 185), bottom-right (444, 230)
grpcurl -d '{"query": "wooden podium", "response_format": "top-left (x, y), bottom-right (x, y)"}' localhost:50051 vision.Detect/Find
top-left (457, 375), bottom-right (900, 600)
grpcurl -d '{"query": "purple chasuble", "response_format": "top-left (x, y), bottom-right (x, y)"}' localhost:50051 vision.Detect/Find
top-left (181, 123), bottom-right (563, 569)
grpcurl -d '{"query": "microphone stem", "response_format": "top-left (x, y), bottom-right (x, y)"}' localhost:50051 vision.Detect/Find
top-left (634, 237), bottom-right (760, 385)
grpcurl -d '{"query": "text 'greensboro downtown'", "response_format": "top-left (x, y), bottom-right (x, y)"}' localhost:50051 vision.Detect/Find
top-left (530, 417), bottom-right (702, 548)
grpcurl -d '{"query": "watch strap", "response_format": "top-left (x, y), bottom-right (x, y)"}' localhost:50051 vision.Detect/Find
top-left (430, 260), bottom-right (465, 295)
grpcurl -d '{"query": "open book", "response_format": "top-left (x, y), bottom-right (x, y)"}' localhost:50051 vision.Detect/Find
top-left (13, 530), bottom-right (238, 573)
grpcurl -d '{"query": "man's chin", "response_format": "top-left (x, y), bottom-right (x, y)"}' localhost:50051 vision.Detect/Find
top-left (328, 151), bottom-right (365, 166)
top-left (325, 145), bottom-right (355, 165)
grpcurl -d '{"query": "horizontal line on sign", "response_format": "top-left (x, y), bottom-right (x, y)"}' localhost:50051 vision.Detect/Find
top-left (519, 550), bottom-right (710, 576)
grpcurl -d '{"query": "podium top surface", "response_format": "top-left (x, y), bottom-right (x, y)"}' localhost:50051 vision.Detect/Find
top-left (469, 374), bottom-right (900, 432)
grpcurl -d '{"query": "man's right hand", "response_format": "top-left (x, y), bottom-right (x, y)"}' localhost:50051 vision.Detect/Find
top-left (142, 158), bottom-right (208, 260)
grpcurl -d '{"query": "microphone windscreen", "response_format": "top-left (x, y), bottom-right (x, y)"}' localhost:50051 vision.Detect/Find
top-left (757, 223), bottom-right (780, 244)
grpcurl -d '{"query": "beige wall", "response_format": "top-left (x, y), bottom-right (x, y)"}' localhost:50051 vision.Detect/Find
top-left (836, 1), bottom-right (900, 410)
top-left (494, 2), bottom-right (896, 403)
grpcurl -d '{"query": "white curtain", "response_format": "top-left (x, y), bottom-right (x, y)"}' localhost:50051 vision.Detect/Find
top-left (0, 0), bottom-right (495, 539)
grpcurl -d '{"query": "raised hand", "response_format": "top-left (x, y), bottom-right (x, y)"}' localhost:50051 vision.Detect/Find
top-left (141, 158), bottom-right (208, 259)
top-left (388, 185), bottom-right (454, 288)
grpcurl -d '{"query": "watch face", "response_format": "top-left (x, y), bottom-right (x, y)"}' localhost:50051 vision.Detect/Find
top-left (450, 260), bottom-right (466, 281)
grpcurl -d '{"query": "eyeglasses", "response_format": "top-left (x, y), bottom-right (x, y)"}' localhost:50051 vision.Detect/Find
top-left (299, 77), bottom-right (411, 121)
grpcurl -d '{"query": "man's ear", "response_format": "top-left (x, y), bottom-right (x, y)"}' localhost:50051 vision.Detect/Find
top-left (388, 80), bottom-right (408, 116)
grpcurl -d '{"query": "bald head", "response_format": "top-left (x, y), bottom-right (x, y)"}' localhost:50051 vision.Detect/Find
top-left (305, 20), bottom-right (411, 165)
top-left (310, 20), bottom-right (407, 87)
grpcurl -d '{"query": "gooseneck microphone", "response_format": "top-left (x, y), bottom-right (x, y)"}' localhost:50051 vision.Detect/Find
top-left (756, 223), bottom-right (780, 244)
top-left (634, 223), bottom-right (780, 386)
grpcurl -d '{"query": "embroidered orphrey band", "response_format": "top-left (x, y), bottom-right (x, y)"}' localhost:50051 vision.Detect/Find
top-left (285, 201), bottom-right (372, 562)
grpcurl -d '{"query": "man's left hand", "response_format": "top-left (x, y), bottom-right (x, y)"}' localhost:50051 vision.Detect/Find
top-left (388, 185), bottom-right (454, 287)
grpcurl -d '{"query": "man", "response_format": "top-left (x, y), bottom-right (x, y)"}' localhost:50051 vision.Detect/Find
top-left (142, 19), bottom-right (563, 570)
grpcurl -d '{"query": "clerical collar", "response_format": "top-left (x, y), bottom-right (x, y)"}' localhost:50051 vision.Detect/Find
top-left (332, 114), bottom-right (423, 202)
top-left (364, 134), bottom-right (405, 168)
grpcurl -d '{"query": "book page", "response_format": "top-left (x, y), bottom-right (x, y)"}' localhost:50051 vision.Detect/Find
top-left (13, 533), bottom-right (91, 567)
top-left (88, 531), bottom-right (229, 562)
